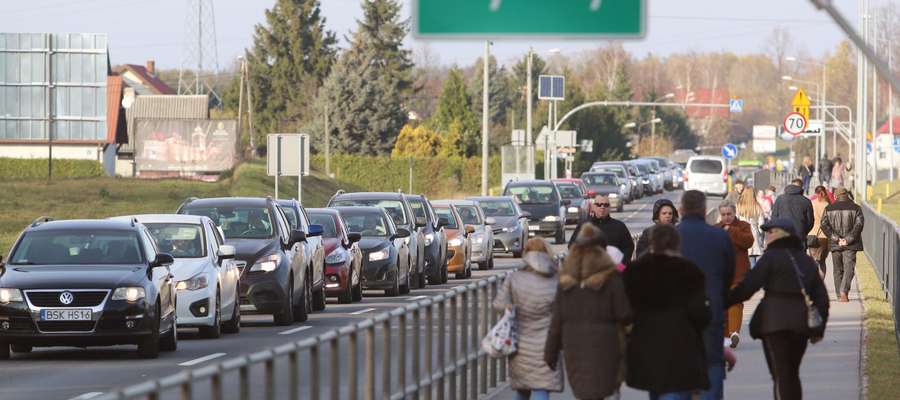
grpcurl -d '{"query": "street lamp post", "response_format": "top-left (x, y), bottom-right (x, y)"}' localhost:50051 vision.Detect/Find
top-left (783, 75), bottom-right (824, 176)
top-left (786, 56), bottom-right (828, 159)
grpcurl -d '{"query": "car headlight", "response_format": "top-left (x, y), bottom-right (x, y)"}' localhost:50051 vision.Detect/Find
top-left (369, 248), bottom-right (390, 262)
top-left (250, 254), bottom-right (281, 272)
top-left (424, 233), bottom-right (434, 246)
top-left (609, 193), bottom-right (618, 198)
top-left (326, 249), bottom-right (349, 264)
top-left (0, 288), bottom-right (23, 304)
top-left (620, 184), bottom-right (627, 190)
top-left (176, 274), bottom-right (209, 291)
top-left (567, 207), bottom-right (579, 213)
top-left (112, 287), bottom-right (146, 302)
top-left (448, 238), bottom-right (463, 247)
top-left (543, 215), bottom-right (560, 222)
top-left (642, 179), bottom-right (650, 184)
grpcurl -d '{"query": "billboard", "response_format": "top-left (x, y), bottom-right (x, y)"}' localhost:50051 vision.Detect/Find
top-left (134, 119), bottom-right (237, 172)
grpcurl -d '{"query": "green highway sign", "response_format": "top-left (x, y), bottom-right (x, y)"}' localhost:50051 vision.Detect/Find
top-left (414, 0), bottom-right (645, 39)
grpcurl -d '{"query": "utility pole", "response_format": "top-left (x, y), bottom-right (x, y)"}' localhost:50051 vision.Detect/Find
top-left (247, 61), bottom-right (255, 157)
top-left (324, 103), bottom-right (330, 177)
top-left (482, 41), bottom-right (490, 196)
top-left (855, 0), bottom-right (866, 196)
top-left (650, 108), bottom-right (657, 155)
top-left (890, 37), bottom-right (895, 181)
top-left (237, 57), bottom-right (245, 157)
top-left (872, 14), bottom-right (878, 185)
top-left (526, 48), bottom-right (533, 145)
top-left (46, 34), bottom-right (53, 179)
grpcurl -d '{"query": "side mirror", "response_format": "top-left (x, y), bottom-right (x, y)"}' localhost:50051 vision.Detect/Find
top-left (561, 199), bottom-right (572, 206)
top-left (290, 229), bottom-right (307, 245)
top-left (415, 216), bottom-right (427, 228)
top-left (347, 232), bottom-right (362, 244)
top-left (217, 245), bottom-right (236, 264)
top-left (437, 217), bottom-right (450, 228)
top-left (393, 228), bottom-right (411, 239)
top-left (152, 253), bottom-right (175, 268)
top-left (485, 217), bottom-right (497, 226)
top-left (465, 225), bottom-right (476, 234)
top-left (308, 224), bottom-right (324, 237)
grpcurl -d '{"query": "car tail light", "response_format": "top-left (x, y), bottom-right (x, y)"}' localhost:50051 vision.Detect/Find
top-left (587, 190), bottom-right (596, 197)
top-left (722, 171), bottom-right (728, 183)
top-left (683, 172), bottom-right (689, 182)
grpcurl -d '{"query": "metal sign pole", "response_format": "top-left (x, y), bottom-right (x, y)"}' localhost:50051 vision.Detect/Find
top-left (275, 135), bottom-right (281, 200)
top-left (298, 135), bottom-right (304, 203)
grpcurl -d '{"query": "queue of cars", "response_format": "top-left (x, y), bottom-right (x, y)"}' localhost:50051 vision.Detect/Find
top-left (0, 190), bottom-right (521, 359)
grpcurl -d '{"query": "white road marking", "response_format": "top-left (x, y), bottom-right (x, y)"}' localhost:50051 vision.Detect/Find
top-left (178, 352), bottom-right (227, 367)
top-left (279, 326), bottom-right (312, 335)
top-left (626, 201), bottom-right (652, 221)
top-left (68, 393), bottom-right (104, 400)
top-left (350, 307), bottom-right (377, 315)
top-left (408, 295), bottom-right (427, 301)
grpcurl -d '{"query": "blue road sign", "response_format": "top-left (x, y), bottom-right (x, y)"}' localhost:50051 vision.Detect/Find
top-left (729, 99), bottom-right (743, 113)
top-left (722, 143), bottom-right (738, 160)
top-left (866, 142), bottom-right (873, 155)
top-left (894, 136), bottom-right (900, 153)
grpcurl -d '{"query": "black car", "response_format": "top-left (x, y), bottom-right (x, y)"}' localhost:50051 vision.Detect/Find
top-left (178, 197), bottom-right (321, 325)
top-left (276, 199), bottom-right (327, 312)
top-left (328, 192), bottom-right (426, 289)
top-left (502, 180), bottom-right (568, 244)
top-left (333, 207), bottom-right (412, 296)
top-left (0, 218), bottom-right (178, 359)
top-left (404, 194), bottom-right (449, 284)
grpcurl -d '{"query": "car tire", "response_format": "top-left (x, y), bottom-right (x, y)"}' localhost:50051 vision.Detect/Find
top-left (400, 262), bottom-right (411, 295)
top-left (274, 279), bottom-right (296, 326)
top-left (512, 249), bottom-right (523, 258)
top-left (488, 256), bottom-right (495, 270)
top-left (312, 283), bottom-right (327, 312)
top-left (10, 344), bottom-right (32, 353)
top-left (137, 312), bottom-right (161, 359)
top-left (465, 261), bottom-right (472, 278)
top-left (555, 227), bottom-right (566, 244)
top-left (160, 317), bottom-right (178, 352)
top-left (416, 267), bottom-right (427, 289)
top-left (199, 291), bottom-right (222, 339)
top-left (385, 265), bottom-right (401, 297)
top-left (338, 274), bottom-right (353, 304)
top-left (222, 290), bottom-right (241, 334)
top-left (352, 270), bottom-right (363, 302)
top-left (0, 341), bottom-right (9, 360)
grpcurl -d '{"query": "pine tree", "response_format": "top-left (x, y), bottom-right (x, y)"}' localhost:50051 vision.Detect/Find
top-left (431, 68), bottom-right (479, 155)
top-left (469, 56), bottom-right (515, 128)
top-left (243, 0), bottom-right (337, 141)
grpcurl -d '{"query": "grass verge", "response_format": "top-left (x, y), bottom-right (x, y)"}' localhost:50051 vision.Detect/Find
top-left (858, 254), bottom-right (900, 399)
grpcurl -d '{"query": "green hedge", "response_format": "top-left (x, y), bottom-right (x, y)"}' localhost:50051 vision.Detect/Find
top-left (0, 158), bottom-right (104, 179)
top-left (312, 155), bottom-right (501, 198)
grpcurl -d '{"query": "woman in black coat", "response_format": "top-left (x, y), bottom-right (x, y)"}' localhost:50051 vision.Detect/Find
top-left (634, 199), bottom-right (679, 258)
top-left (728, 218), bottom-right (830, 400)
top-left (624, 224), bottom-right (710, 399)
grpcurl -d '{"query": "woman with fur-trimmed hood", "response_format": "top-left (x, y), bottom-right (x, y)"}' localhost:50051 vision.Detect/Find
top-left (545, 223), bottom-right (632, 399)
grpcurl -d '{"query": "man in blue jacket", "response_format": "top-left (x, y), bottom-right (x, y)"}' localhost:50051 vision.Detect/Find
top-left (677, 190), bottom-right (735, 400)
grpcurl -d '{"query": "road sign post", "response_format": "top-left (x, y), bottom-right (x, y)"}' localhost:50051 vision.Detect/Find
top-left (722, 143), bottom-right (738, 160)
top-left (267, 133), bottom-right (311, 201)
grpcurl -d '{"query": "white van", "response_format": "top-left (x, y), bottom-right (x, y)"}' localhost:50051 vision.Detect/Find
top-left (684, 156), bottom-right (727, 197)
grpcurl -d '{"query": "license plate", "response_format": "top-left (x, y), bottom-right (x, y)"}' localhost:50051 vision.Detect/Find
top-left (40, 309), bottom-right (92, 321)
top-left (528, 225), bottom-right (540, 231)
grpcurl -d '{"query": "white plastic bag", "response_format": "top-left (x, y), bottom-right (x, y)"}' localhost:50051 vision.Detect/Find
top-left (481, 307), bottom-right (518, 358)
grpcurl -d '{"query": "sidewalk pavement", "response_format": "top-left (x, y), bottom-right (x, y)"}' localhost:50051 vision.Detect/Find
top-left (489, 259), bottom-right (863, 400)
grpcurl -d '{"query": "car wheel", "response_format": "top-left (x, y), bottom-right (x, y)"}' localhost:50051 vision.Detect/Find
top-left (488, 255), bottom-right (495, 270)
top-left (312, 280), bottom-right (327, 312)
top-left (10, 344), bottom-right (32, 353)
top-left (512, 249), bottom-right (523, 258)
top-left (160, 317), bottom-right (178, 352)
top-left (274, 279), bottom-right (296, 325)
top-left (440, 258), bottom-right (449, 284)
top-left (400, 261), bottom-right (411, 295)
top-left (416, 266), bottom-right (427, 289)
top-left (465, 261), bottom-right (472, 278)
top-left (338, 273), bottom-right (353, 304)
top-left (385, 265), bottom-right (401, 297)
top-left (352, 270), bottom-right (363, 302)
top-left (137, 310), bottom-right (161, 359)
top-left (0, 341), bottom-right (9, 360)
top-left (222, 289), bottom-right (241, 334)
top-left (555, 227), bottom-right (566, 244)
top-left (199, 291), bottom-right (222, 339)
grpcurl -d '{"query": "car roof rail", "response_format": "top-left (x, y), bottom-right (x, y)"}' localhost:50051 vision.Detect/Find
top-left (131, 216), bottom-right (139, 227)
top-left (176, 197), bottom-right (198, 214)
top-left (30, 216), bottom-right (54, 227)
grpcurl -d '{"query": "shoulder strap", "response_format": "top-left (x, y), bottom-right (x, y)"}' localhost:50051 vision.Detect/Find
top-left (784, 250), bottom-right (812, 301)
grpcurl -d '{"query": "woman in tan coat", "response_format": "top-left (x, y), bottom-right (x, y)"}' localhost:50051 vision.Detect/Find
top-left (493, 238), bottom-right (563, 399)
top-left (716, 201), bottom-right (754, 348)
top-left (809, 185), bottom-right (831, 278)
top-left (545, 223), bottom-right (632, 400)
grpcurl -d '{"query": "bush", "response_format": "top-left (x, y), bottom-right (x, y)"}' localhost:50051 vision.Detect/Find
top-left (0, 158), bottom-right (104, 179)
top-left (312, 154), bottom-right (501, 198)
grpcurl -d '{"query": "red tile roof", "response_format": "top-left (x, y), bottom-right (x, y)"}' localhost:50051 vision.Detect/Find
top-left (877, 117), bottom-right (900, 135)
top-left (116, 64), bottom-right (175, 95)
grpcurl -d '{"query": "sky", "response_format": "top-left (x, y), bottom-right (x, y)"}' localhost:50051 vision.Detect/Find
top-left (0, 0), bottom-right (873, 70)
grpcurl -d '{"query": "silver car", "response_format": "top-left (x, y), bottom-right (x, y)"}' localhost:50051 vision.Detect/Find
top-left (446, 200), bottom-right (495, 270)
top-left (467, 196), bottom-right (529, 258)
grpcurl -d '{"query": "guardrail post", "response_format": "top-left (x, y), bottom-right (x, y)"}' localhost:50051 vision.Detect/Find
top-left (438, 298), bottom-right (447, 400)
top-left (460, 290), bottom-right (468, 400)
top-left (239, 361), bottom-right (250, 400)
top-left (382, 318), bottom-right (391, 400)
top-left (180, 379), bottom-right (192, 400)
top-left (265, 356), bottom-right (275, 400)
top-left (366, 323), bottom-right (376, 400)
top-left (413, 307), bottom-right (421, 400)
top-left (489, 281), bottom-right (498, 389)
top-left (449, 294), bottom-right (458, 400)
top-left (211, 365), bottom-right (223, 400)
top-left (289, 348), bottom-right (300, 400)
top-left (310, 340), bottom-right (321, 400)
top-left (425, 302), bottom-right (434, 400)
top-left (399, 312), bottom-right (407, 399)
top-left (470, 286), bottom-right (479, 400)
top-left (330, 335), bottom-right (340, 400)
top-left (349, 330), bottom-right (359, 400)
top-left (479, 284), bottom-right (488, 395)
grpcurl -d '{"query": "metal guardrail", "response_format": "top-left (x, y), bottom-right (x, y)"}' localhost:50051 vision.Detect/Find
top-left (95, 273), bottom-right (512, 400)
top-left (751, 170), bottom-right (792, 193)
top-left (860, 201), bottom-right (900, 347)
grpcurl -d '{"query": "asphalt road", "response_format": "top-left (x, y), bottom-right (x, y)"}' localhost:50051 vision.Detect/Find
top-left (0, 190), bottom-right (683, 400)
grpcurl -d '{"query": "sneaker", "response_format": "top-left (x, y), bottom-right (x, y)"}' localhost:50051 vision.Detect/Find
top-left (729, 332), bottom-right (740, 348)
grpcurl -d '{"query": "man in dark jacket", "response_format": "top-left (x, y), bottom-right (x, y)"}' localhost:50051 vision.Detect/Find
top-left (819, 157), bottom-right (833, 187)
top-left (569, 194), bottom-right (635, 261)
top-left (677, 190), bottom-right (735, 400)
top-left (820, 188), bottom-right (864, 302)
top-left (772, 179), bottom-right (815, 249)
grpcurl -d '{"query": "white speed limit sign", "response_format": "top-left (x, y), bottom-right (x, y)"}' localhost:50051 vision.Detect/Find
top-left (783, 112), bottom-right (807, 136)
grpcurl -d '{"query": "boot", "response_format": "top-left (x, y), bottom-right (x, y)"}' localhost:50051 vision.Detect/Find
top-left (840, 292), bottom-right (850, 302)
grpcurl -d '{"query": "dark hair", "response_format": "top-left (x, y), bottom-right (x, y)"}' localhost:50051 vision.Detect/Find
top-left (814, 186), bottom-right (831, 204)
top-left (792, 178), bottom-right (803, 186)
top-left (680, 190), bottom-right (707, 217)
top-left (834, 157), bottom-right (842, 164)
top-left (649, 224), bottom-right (681, 254)
top-left (734, 180), bottom-right (745, 186)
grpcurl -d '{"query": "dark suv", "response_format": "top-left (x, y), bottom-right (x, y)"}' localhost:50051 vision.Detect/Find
top-left (0, 218), bottom-right (178, 359)
top-left (178, 197), bottom-right (322, 325)
top-left (404, 194), bottom-right (449, 284)
top-left (328, 192), bottom-right (427, 289)
top-left (502, 181), bottom-right (568, 244)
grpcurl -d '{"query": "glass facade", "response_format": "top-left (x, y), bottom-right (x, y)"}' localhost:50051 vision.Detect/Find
top-left (0, 33), bottom-right (108, 142)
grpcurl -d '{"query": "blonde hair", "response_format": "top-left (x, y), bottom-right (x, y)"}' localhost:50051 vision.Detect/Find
top-left (737, 187), bottom-right (761, 220)
top-left (524, 237), bottom-right (555, 258)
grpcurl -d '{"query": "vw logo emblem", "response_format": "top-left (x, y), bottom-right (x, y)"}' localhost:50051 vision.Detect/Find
top-left (59, 291), bottom-right (74, 305)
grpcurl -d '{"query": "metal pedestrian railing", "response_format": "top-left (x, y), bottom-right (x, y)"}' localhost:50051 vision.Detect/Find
top-left (95, 273), bottom-right (512, 400)
top-left (860, 201), bottom-right (900, 347)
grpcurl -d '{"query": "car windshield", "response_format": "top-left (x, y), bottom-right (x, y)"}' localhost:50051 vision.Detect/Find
top-left (185, 206), bottom-right (275, 239)
top-left (278, 206), bottom-right (301, 230)
top-left (408, 200), bottom-right (428, 220)
top-left (594, 167), bottom-right (625, 178)
top-left (505, 185), bottom-right (558, 204)
top-left (634, 164), bottom-right (650, 174)
top-left (456, 206), bottom-right (482, 225)
top-left (476, 200), bottom-right (516, 217)
top-left (434, 207), bottom-right (459, 229)
top-left (332, 199), bottom-right (408, 226)
top-left (341, 212), bottom-right (390, 237)
top-left (145, 223), bottom-right (205, 258)
top-left (556, 184), bottom-right (582, 199)
top-left (584, 174), bottom-right (617, 186)
top-left (10, 230), bottom-right (143, 265)
top-left (308, 214), bottom-right (338, 238)
top-left (691, 159), bottom-right (724, 174)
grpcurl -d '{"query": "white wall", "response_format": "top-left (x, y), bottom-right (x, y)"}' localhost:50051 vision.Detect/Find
top-left (0, 144), bottom-right (102, 160)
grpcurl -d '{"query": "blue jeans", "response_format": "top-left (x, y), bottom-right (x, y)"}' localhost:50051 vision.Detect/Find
top-left (650, 392), bottom-right (693, 400)
top-left (700, 363), bottom-right (725, 400)
top-left (515, 389), bottom-right (550, 400)
top-left (701, 323), bottom-right (726, 400)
